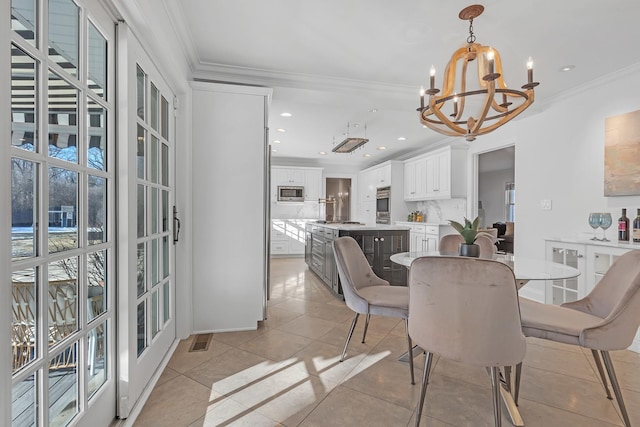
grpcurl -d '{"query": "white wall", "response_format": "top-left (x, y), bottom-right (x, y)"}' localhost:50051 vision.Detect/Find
top-left (516, 65), bottom-right (640, 260)
top-left (464, 65), bottom-right (640, 299)
top-left (113, 0), bottom-right (195, 339)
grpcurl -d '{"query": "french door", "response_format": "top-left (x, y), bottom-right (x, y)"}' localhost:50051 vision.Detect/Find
top-left (8, 0), bottom-right (117, 425)
top-left (116, 23), bottom-right (177, 418)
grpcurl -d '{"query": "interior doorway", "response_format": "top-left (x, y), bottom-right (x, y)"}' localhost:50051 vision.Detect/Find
top-left (477, 146), bottom-right (515, 253)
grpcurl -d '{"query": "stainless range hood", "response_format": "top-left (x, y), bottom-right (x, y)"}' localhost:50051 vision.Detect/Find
top-left (331, 137), bottom-right (369, 153)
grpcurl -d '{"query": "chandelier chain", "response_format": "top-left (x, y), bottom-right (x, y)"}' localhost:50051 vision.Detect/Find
top-left (466, 18), bottom-right (476, 44)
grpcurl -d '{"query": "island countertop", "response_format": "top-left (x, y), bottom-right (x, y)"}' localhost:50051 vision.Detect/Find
top-left (314, 223), bottom-right (410, 231)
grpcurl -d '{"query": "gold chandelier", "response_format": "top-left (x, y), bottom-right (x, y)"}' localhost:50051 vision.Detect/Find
top-left (418, 4), bottom-right (539, 142)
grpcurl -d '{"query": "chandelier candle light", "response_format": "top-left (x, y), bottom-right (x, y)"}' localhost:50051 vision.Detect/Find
top-left (418, 4), bottom-right (539, 141)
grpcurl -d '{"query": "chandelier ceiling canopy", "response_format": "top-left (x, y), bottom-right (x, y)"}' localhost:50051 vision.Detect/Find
top-left (418, 4), bottom-right (539, 142)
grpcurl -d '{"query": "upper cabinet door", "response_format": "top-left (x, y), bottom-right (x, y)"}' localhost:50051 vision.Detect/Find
top-left (304, 169), bottom-right (322, 201)
top-left (274, 168), bottom-right (304, 186)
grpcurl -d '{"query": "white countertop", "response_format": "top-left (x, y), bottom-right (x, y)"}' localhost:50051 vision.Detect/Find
top-left (315, 223), bottom-right (410, 231)
top-left (395, 221), bottom-right (451, 227)
top-left (546, 236), bottom-right (640, 250)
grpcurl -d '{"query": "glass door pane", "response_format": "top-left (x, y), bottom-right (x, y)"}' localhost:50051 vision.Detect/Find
top-left (10, 0), bottom-right (115, 424)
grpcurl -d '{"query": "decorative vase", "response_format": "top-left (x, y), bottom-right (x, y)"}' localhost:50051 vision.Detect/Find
top-left (459, 243), bottom-right (480, 258)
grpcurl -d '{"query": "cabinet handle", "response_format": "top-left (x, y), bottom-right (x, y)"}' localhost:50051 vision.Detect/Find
top-left (379, 237), bottom-right (385, 242)
top-left (374, 237), bottom-right (379, 242)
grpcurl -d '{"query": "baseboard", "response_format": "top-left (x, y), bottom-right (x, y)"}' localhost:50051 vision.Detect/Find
top-left (113, 338), bottom-right (180, 426)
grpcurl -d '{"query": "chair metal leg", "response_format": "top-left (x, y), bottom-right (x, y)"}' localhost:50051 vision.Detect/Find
top-left (591, 349), bottom-right (613, 399)
top-left (415, 352), bottom-right (433, 427)
top-left (490, 366), bottom-right (502, 427)
top-left (514, 362), bottom-right (522, 406)
top-left (340, 313), bottom-right (359, 362)
top-left (361, 312), bottom-right (371, 343)
top-left (601, 351), bottom-right (631, 427)
top-left (503, 365), bottom-right (512, 393)
top-left (404, 318), bottom-right (415, 385)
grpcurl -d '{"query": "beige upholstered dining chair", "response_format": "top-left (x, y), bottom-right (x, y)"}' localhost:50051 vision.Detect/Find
top-left (333, 236), bottom-right (415, 385)
top-left (516, 250), bottom-right (640, 427)
top-left (475, 234), bottom-right (498, 257)
top-left (409, 256), bottom-right (526, 427)
top-left (438, 234), bottom-right (464, 253)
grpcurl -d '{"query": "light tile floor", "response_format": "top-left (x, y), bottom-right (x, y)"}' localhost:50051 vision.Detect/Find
top-left (134, 257), bottom-right (640, 426)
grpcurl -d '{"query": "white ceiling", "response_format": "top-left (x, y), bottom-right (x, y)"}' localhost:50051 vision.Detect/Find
top-left (169, 0), bottom-right (640, 169)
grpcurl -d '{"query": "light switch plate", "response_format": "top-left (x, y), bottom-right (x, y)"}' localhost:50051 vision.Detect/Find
top-left (540, 199), bottom-right (552, 210)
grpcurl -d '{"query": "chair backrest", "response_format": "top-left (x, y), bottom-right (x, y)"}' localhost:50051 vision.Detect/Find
top-left (333, 236), bottom-right (389, 313)
top-left (408, 256), bottom-right (526, 367)
top-left (438, 234), bottom-right (464, 253)
top-left (477, 228), bottom-right (499, 244)
top-left (475, 234), bottom-right (497, 257)
top-left (575, 250), bottom-right (640, 349)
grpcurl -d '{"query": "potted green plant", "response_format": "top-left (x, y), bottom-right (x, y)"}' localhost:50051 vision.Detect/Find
top-left (449, 216), bottom-right (480, 257)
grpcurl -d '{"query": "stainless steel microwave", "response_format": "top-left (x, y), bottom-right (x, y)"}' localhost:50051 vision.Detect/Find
top-left (277, 186), bottom-right (304, 202)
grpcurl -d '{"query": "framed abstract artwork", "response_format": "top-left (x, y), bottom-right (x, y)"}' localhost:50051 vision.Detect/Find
top-left (604, 109), bottom-right (640, 196)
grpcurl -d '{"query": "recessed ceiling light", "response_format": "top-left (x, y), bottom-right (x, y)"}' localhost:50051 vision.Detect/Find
top-left (369, 108), bottom-right (378, 113)
top-left (559, 65), bottom-right (575, 72)
top-left (280, 112), bottom-right (292, 117)
top-left (272, 140), bottom-right (281, 144)
top-left (378, 146), bottom-right (387, 150)
top-left (363, 153), bottom-right (371, 157)
top-left (276, 128), bottom-right (286, 133)
top-left (397, 137), bottom-right (407, 141)
top-left (319, 151), bottom-right (326, 155)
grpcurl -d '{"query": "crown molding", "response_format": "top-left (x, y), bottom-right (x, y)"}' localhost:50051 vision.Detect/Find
top-left (191, 62), bottom-right (418, 97)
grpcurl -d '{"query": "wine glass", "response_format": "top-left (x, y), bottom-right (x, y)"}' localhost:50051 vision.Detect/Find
top-left (600, 212), bottom-right (612, 241)
top-left (588, 212), bottom-right (602, 240)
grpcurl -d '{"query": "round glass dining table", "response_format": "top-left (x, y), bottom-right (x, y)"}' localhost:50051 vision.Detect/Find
top-left (390, 251), bottom-right (580, 287)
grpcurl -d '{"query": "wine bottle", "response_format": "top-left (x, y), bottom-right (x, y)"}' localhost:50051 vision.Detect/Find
top-left (618, 208), bottom-right (629, 242)
top-left (633, 209), bottom-right (640, 243)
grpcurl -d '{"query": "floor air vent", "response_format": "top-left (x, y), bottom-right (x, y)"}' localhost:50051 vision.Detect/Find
top-left (189, 333), bottom-right (212, 352)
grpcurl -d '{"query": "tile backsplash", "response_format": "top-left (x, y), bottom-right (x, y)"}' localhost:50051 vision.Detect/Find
top-left (415, 198), bottom-right (467, 224)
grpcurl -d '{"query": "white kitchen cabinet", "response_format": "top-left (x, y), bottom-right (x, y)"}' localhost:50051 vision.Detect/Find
top-left (358, 168), bottom-right (376, 202)
top-left (545, 241), bottom-right (586, 305)
top-left (271, 166), bottom-right (323, 201)
top-left (357, 200), bottom-right (376, 225)
top-left (403, 146), bottom-right (466, 201)
top-left (357, 161), bottom-right (406, 224)
top-left (271, 219), bottom-right (307, 256)
top-left (404, 158), bottom-right (427, 201)
top-left (303, 168), bottom-right (323, 201)
top-left (586, 245), bottom-right (632, 294)
top-left (374, 164), bottom-right (392, 188)
top-left (274, 168), bottom-right (304, 186)
top-left (397, 222), bottom-right (455, 252)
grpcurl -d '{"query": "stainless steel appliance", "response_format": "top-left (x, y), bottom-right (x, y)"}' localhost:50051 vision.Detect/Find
top-left (325, 178), bottom-right (351, 222)
top-left (277, 185), bottom-right (304, 202)
top-left (376, 186), bottom-right (391, 224)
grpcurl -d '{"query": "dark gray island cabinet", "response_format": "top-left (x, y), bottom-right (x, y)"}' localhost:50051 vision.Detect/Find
top-left (305, 223), bottom-right (410, 297)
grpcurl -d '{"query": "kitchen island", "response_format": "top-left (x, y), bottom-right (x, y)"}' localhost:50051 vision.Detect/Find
top-left (305, 222), bottom-right (410, 297)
